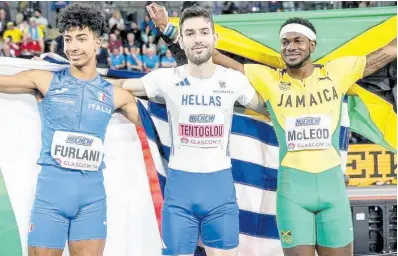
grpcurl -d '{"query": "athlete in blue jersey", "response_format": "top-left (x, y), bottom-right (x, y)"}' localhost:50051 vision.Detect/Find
top-left (0, 3), bottom-right (141, 256)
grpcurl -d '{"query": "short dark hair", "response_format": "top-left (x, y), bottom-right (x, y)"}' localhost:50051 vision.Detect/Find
top-left (280, 17), bottom-right (316, 35)
top-left (34, 9), bottom-right (42, 14)
top-left (180, 5), bottom-right (215, 34)
top-left (57, 3), bottom-right (107, 37)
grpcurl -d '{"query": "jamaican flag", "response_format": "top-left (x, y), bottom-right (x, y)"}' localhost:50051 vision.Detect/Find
top-left (171, 6), bottom-right (397, 152)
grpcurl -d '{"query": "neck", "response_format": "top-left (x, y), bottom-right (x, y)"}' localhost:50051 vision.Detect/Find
top-left (69, 59), bottom-right (97, 80)
top-left (186, 58), bottom-right (216, 79)
top-left (286, 61), bottom-right (314, 81)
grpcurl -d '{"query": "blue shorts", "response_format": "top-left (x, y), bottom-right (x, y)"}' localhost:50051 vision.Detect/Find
top-left (28, 166), bottom-right (107, 249)
top-left (162, 168), bottom-right (239, 255)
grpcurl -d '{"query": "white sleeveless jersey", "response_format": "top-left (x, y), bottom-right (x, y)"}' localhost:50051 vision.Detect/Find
top-left (141, 65), bottom-right (256, 173)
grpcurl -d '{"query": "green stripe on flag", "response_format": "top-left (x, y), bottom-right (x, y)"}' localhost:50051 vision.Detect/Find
top-left (214, 7), bottom-right (396, 60)
top-left (0, 168), bottom-right (22, 256)
top-left (348, 97), bottom-right (396, 153)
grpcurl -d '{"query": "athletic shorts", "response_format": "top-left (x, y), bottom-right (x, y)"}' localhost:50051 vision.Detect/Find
top-left (276, 165), bottom-right (353, 248)
top-left (161, 168), bottom-right (239, 255)
top-left (28, 166), bottom-right (107, 249)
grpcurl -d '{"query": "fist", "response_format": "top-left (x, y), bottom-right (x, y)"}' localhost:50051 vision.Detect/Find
top-left (146, 3), bottom-right (169, 32)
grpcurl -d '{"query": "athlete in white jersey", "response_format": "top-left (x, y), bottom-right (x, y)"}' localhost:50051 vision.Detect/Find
top-left (141, 65), bottom-right (256, 174)
top-left (116, 5), bottom-right (266, 256)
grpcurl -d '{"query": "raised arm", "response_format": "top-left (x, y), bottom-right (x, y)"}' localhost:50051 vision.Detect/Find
top-left (363, 38), bottom-right (397, 78)
top-left (0, 69), bottom-right (52, 95)
top-left (147, 3), bottom-right (244, 73)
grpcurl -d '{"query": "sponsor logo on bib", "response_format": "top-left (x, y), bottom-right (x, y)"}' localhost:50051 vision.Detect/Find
top-left (188, 114), bottom-right (215, 123)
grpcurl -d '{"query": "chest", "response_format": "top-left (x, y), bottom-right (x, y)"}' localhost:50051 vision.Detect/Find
top-left (43, 81), bottom-right (113, 129)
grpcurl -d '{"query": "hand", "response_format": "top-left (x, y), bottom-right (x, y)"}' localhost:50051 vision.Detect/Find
top-left (146, 3), bottom-right (169, 32)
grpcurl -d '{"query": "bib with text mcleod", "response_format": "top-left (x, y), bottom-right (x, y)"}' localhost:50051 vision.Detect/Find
top-left (51, 131), bottom-right (104, 171)
top-left (178, 110), bottom-right (225, 149)
top-left (285, 114), bottom-right (332, 151)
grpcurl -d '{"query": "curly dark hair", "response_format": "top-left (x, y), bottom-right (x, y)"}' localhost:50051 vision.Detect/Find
top-left (57, 3), bottom-right (107, 37)
top-left (280, 17), bottom-right (316, 35)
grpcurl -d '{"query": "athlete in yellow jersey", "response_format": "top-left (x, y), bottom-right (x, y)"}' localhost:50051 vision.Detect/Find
top-left (215, 18), bottom-right (396, 256)
top-left (147, 4), bottom-right (396, 256)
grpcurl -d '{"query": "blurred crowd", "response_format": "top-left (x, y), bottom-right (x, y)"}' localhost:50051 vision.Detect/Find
top-left (0, 7), bottom-right (46, 59)
top-left (0, 1), bottom-right (396, 71)
top-left (0, 2), bottom-right (177, 72)
top-left (93, 11), bottom-right (177, 72)
top-left (1, 1), bottom-right (395, 71)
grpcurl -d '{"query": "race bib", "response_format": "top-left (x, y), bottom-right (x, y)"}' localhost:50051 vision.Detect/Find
top-left (178, 111), bottom-right (225, 148)
top-left (51, 131), bottom-right (104, 171)
top-left (285, 115), bottom-right (332, 151)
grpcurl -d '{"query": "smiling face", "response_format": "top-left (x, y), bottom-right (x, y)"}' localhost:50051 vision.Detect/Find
top-left (180, 17), bottom-right (217, 66)
top-left (281, 32), bottom-right (316, 69)
top-left (63, 26), bottom-right (101, 68)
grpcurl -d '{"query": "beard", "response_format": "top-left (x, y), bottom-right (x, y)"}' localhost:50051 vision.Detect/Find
top-left (285, 52), bottom-right (311, 69)
top-left (185, 45), bottom-right (213, 66)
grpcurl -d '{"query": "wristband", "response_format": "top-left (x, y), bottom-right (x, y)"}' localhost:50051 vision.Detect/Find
top-left (163, 23), bottom-right (172, 36)
top-left (163, 23), bottom-right (177, 40)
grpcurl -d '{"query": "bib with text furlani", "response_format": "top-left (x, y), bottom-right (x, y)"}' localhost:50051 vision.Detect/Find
top-left (178, 109), bottom-right (225, 149)
top-left (51, 131), bottom-right (104, 171)
top-left (285, 114), bottom-right (332, 151)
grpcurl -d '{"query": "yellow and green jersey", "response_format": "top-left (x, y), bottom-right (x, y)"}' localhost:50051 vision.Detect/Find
top-left (245, 56), bottom-right (366, 173)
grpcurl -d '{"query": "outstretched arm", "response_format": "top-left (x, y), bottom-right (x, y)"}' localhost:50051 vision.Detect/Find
top-left (108, 78), bottom-right (147, 97)
top-left (363, 38), bottom-right (397, 78)
top-left (0, 87), bottom-right (35, 94)
top-left (213, 50), bottom-right (244, 73)
top-left (0, 70), bottom-right (52, 95)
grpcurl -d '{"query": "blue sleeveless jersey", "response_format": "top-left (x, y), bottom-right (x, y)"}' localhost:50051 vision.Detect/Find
top-left (37, 68), bottom-right (114, 170)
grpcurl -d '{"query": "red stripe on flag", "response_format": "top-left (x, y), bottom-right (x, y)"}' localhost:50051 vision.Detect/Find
top-left (135, 126), bottom-right (163, 233)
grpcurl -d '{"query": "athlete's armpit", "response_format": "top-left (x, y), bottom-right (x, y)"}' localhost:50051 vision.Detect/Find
top-left (364, 38), bottom-right (397, 78)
